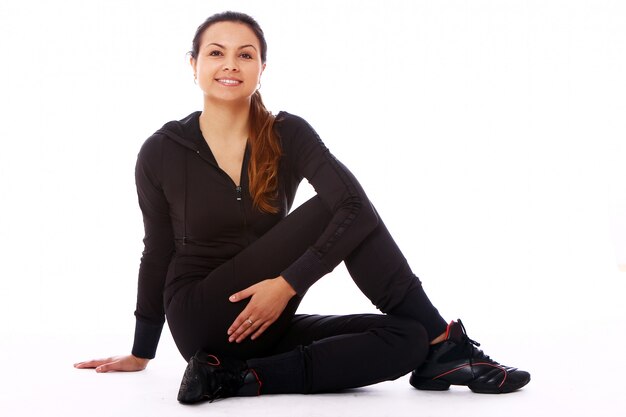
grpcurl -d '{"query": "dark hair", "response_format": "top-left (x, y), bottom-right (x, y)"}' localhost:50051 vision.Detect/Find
top-left (189, 11), bottom-right (280, 214)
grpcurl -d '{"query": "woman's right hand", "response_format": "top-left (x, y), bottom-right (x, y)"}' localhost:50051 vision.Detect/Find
top-left (74, 354), bottom-right (150, 373)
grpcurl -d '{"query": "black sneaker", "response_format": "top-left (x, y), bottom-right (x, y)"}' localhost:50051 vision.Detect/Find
top-left (410, 320), bottom-right (530, 394)
top-left (177, 351), bottom-right (261, 404)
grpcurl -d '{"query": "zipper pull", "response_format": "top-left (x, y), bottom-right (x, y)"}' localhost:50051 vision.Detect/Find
top-left (236, 186), bottom-right (242, 201)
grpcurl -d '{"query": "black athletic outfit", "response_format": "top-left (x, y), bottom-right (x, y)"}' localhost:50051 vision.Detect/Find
top-left (132, 110), bottom-right (447, 393)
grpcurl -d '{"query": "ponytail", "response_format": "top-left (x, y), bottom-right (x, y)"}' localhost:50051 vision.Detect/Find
top-left (247, 91), bottom-right (281, 213)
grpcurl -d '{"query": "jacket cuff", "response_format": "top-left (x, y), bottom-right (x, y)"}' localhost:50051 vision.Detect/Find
top-left (131, 318), bottom-right (164, 359)
top-left (281, 248), bottom-right (332, 295)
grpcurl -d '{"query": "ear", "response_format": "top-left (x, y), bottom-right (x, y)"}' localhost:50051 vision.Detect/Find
top-left (190, 56), bottom-right (197, 75)
top-left (258, 63), bottom-right (266, 84)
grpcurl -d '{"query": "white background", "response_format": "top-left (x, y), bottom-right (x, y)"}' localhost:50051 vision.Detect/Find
top-left (1, 1), bottom-right (625, 416)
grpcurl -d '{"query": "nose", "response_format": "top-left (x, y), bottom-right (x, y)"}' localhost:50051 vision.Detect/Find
top-left (222, 55), bottom-right (239, 72)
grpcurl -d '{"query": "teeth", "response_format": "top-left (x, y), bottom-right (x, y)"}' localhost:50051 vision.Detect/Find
top-left (217, 79), bottom-right (241, 85)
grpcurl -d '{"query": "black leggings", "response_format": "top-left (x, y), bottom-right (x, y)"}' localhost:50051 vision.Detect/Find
top-left (165, 196), bottom-right (447, 393)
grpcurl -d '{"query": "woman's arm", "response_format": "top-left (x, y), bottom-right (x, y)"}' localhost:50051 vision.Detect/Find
top-left (278, 112), bottom-right (379, 295)
top-left (131, 135), bottom-right (175, 359)
top-left (226, 113), bottom-right (379, 342)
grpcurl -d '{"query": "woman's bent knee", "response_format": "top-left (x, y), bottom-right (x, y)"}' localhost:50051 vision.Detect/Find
top-left (389, 317), bottom-right (430, 371)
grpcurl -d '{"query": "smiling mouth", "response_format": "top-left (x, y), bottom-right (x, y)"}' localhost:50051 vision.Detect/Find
top-left (216, 79), bottom-right (242, 86)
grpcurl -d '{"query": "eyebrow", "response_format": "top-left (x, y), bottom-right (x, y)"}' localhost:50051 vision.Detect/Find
top-left (204, 42), bottom-right (258, 51)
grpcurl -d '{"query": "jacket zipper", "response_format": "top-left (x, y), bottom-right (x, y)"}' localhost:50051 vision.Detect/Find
top-left (236, 185), bottom-right (249, 243)
top-left (236, 185), bottom-right (242, 201)
top-left (187, 145), bottom-right (250, 245)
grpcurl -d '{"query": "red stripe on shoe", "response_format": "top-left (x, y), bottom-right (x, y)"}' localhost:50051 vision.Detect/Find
top-left (433, 362), bottom-right (508, 387)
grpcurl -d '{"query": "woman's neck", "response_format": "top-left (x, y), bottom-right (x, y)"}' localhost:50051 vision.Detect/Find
top-left (199, 98), bottom-right (250, 143)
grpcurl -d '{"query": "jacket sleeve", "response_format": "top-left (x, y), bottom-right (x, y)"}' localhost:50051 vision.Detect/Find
top-left (279, 114), bottom-right (379, 295)
top-left (131, 135), bottom-right (175, 359)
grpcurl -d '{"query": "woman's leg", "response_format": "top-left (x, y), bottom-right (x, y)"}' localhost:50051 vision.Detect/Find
top-left (167, 195), bottom-right (444, 360)
top-left (168, 194), bottom-right (446, 395)
top-left (248, 313), bottom-right (429, 394)
top-left (170, 193), bottom-right (530, 398)
top-left (177, 312), bottom-right (431, 402)
top-left (344, 209), bottom-right (448, 340)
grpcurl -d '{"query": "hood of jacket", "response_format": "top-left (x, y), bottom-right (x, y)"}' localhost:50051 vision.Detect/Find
top-left (153, 110), bottom-right (203, 152)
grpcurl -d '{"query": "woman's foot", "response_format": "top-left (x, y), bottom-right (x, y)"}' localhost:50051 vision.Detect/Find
top-left (410, 320), bottom-right (530, 394)
top-left (177, 351), bottom-right (261, 404)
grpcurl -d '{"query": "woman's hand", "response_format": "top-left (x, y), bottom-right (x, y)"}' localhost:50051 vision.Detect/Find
top-left (73, 354), bottom-right (150, 373)
top-left (227, 276), bottom-right (296, 343)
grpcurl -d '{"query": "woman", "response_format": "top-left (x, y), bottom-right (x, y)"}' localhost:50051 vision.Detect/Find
top-left (74, 11), bottom-right (530, 403)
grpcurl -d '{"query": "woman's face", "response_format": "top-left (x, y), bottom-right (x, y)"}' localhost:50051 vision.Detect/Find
top-left (191, 21), bottom-right (265, 104)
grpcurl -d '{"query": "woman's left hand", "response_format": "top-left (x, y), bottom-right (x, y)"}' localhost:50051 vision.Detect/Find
top-left (227, 276), bottom-right (296, 343)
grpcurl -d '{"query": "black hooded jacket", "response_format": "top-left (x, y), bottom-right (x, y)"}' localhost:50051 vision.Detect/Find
top-left (132, 110), bottom-right (378, 358)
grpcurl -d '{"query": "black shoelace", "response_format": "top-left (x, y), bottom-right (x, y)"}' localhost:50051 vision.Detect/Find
top-left (457, 319), bottom-right (498, 366)
top-left (208, 386), bottom-right (222, 403)
top-left (206, 369), bottom-right (244, 403)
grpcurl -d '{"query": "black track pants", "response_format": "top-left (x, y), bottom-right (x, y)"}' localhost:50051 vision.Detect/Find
top-left (165, 196), bottom-right (447, 393)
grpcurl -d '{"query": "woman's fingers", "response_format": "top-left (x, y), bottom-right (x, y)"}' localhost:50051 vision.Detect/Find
top-left (227, 312), bottom-right (247, 338)
top-left (250, 322), bottom-right (271, 341)
top-left (74, 358), bottom-right (120, 372)
top-left (73, 358), bottom-right (112, 369)
top-left (95, 360), bottom-right (120, 373)
top-left (229, 312), bottom-right (256, 342)
top-left (227, 312), bottom-right (249, 337)
top-left (229, 282), bottom-right (258, 303)
top-left (230, 314), bottom-right (276, 343)
top-left (233, 318), bottom-right (260, 343)
top-left (74, 355), bottom-right (149, 372)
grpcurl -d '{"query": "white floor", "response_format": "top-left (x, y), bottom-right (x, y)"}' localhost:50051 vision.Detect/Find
top-left (2, 302), bottom-right (625, 417)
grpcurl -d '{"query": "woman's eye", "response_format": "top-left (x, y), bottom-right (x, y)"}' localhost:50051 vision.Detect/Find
top-left (240, 52), bottom-right (253, 59)
top-left (208, 50), bottom-right (223, 56)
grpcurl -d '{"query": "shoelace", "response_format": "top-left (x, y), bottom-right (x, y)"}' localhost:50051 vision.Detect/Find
top-left (206, 369), bottom-right (244, 403)
top-left (208, 386), bottom-right (222, 403)
top-left (457, 319), bottom-right (498, 366)
top-left (457, 319), bottom-right (481, 347)
top-left (456, 319), bottom-right (512, 389)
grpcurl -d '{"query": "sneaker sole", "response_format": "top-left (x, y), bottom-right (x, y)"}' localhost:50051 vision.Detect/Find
top-left (409, 375), bottom-right (451, 391)
top-left (410, 374), bottom-right (531, 394)
top-left (468, 374), bottom-right (531, 394)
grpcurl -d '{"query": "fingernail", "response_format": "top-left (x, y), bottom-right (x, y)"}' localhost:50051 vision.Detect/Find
top-left (229, 295), bottom-right (236, 301)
